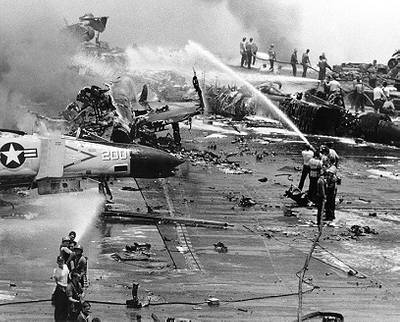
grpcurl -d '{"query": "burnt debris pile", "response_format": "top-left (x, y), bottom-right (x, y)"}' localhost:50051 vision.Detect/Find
top-left (205, 85), bottom-right (257, 120)
top-left (176, 148), bottom-right (252, 174)
top-left (62, 85), bottom-right (117, 140)
top-left (61, 70), bottom-right (203, 149)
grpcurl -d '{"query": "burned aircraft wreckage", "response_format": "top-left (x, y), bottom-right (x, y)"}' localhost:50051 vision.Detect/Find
top-left (62, 13), bottom-right (400, 148)
top-left (279, 92), bottom-right (400, 146)
top-left (205, 82), bottom-right (400, 146)
top-left (68, 78), bottom-right (400, 147)
top-left (62, 72), bottom-right (204, 148)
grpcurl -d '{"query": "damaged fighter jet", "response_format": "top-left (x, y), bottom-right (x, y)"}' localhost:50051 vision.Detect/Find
top-left (62, 71), bottom-right (204, 149)
top-left (0, 130), bottom-right (183, 195)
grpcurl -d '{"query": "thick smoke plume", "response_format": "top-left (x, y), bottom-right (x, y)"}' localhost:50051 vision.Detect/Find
top-left (0, 0), bottom-right (302, 131)
top-left (0, 2), bottom-right (101, 131)
top-left (209, 0), bottom-right (299, 58)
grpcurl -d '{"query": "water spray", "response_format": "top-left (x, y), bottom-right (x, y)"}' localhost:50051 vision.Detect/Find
top-left (188, 41), bottom-right (312, 147)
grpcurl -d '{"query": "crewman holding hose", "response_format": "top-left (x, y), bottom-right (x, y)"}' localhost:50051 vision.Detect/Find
top-left (308, 151), bottom-right (323, 203)
top-left (298, 145), bottom-right (314, 191)
top-left (69, 245), bottom-right (88, 287)
top-left (325, 166), bottom-right (338, 222)
top-left (316, 169), bottom-right (327, 230)
top-left (52, 256), bottom-right (69, 322)
top-left (66, 272), bottom-right (84, 321)
top-left (318, 54), bottom-right (332, 81)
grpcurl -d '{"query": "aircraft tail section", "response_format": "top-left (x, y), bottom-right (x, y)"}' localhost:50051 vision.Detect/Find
top-left (36, 138), bottom-right (65, 180)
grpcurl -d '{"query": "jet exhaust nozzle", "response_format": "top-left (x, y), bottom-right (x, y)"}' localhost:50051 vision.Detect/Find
top-left (129, 145), bottom-right (184, 178)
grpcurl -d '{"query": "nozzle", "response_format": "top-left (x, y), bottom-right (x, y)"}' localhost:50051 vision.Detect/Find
top-left (129, 145), bottom-right (184, 178)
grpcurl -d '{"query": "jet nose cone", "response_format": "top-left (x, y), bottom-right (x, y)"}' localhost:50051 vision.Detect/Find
top-left (130, 145), bottom-right (184, 178)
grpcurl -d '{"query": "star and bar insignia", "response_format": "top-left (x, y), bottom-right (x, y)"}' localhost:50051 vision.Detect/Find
top-left (0, 142), bottom-right (38, 169)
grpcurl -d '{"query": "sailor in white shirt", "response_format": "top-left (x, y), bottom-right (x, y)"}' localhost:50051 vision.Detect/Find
top-left (298, 145), bottom-right (315, 191)
top-left (373, 83), bottom-right (387, 113)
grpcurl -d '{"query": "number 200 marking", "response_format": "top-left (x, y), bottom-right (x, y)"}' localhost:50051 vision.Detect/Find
top-left (102, 150), bottom-right (128, 161)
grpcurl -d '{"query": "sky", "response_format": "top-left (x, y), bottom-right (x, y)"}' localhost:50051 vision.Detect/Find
top-left (1, 0), bottom-right (400, 64)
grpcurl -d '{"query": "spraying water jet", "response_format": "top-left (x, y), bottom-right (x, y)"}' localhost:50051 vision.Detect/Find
top-left (188, 40), bottom-right (312, 147)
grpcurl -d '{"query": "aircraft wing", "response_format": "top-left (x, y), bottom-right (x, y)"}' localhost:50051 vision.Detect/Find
top-left (146, 102), bottom-right (200, 124)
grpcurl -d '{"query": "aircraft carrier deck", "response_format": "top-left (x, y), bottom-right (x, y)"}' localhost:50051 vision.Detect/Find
top-left (1, 116), bottom-right (400, 321)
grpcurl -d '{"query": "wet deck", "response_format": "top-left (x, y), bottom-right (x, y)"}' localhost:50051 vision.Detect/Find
top-left (1, 117), bottom-right (400, 321)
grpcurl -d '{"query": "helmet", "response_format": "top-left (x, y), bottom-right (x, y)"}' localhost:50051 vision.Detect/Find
top-left (320, 145), bottom-right (329, 154)
top-left (74, 244), bottom-right (83, 251)
top-left (326, 165), bottom-right (337, 175)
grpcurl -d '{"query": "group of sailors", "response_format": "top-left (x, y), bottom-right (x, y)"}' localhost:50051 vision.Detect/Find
top-left (372, 81), bottom-right (396, 114)
top-left (313, 68), bottom-right (395, 115)
top-left (239, 37), bottom-right (316, 78)
top-left (240, 40), bottom-right (398, 114)
top-left (299, 143), bottom-right (340, 228)
top-left (52, 231), bottom-right (96, 322)
top-left (240, 37), bottom-right (259, 69)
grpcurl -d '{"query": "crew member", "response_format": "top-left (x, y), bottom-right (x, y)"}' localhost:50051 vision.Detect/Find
top-left (298, 145), bottom-right (314, 191)
top-left (246, 38), bottom-right (253, 69)
top-left (354, 77), bottom-right (365, 113)
top-left (60, 236), bottom-right (73, 265)
top-left (308, 152), bottom-right (323, 203)
top-left (53, 256), bottom-right (69, 322)
top-left (172, 122), bottom-right (181, 146)
top-left (326, 142), bottom-right (339, 168)
top-left (368, 60), bottom-right (378, 88)
top-left (318, 55), bottom-right (331, 81)
top-left (325, 166), bottom-right (338, 221)
top-left (316, 169), bottom-right (327, 229)
top-left (68, 231), bottom-right (77, 247)
top-left (290, 49), bottom-right (298, 77)
top-left (319, 145), bottom-right (331, 170)
top-left (268, 44), bottom-right (276, 71)
top-left (382, 81), bottom-right (391, 97)
top-left (349, 76), bottom-right (357, 109)
top-left (327, 74), bottom-right (341, 95)
top-left (373, 83), bottom-right (387, 113)
top-left (70, 245), bottom-right (88, 287)
top-left (382, 96), bottom-right (395, 115)
top-left (301, 49), bottom-right (311, 77)
top-left (240, 37), bottom-right (247, 67)
top-left (66, 272), bottom-right (84, 321)
top-left (251, 39), bottom-right (258, 65)
top-left (77, 301), bottom-right (92, 322)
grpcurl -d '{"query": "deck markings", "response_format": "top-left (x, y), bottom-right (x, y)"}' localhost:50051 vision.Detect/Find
top-left (160, 178), bottom-right (203, 272)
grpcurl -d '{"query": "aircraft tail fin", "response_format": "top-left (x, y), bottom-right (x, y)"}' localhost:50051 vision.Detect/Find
top-left (36, 138), bottom-right (65, 180)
